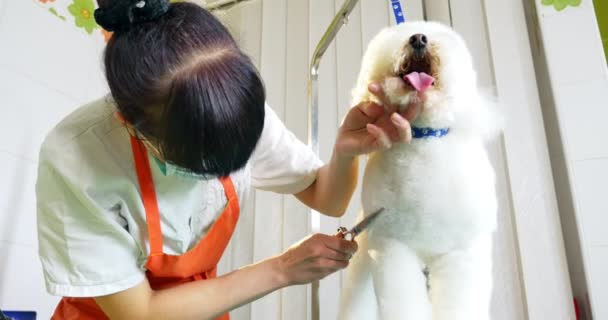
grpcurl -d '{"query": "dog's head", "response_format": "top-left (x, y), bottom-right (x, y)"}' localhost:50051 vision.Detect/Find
top-left (354, 21), bottom-right (486, 129)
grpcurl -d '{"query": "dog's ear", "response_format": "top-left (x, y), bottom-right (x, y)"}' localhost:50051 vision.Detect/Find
top-left (453, 88), bottom-right (504, 142)
top-left (475, 90), bottom-right (504, 141)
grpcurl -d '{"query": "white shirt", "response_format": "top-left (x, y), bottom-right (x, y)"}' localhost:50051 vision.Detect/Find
top-left (36, 96), bottom-right (323, 297)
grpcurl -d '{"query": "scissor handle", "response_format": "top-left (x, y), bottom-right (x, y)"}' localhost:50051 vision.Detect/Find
top-left (335, 227), bottom-right (354, 241)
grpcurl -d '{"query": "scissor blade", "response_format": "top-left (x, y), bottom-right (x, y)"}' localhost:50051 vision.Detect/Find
top-left (350, 208), bottom-right (385, 236)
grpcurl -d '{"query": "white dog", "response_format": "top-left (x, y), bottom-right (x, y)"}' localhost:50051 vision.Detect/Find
top-left (338, 22), bottom-right (500, 320)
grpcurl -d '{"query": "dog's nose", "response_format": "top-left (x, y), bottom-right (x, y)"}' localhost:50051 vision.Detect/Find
top-left (409, 33), bottom-right (428, 51)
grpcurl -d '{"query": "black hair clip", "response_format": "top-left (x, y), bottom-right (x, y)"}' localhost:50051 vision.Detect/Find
top-left (94, 0), bottom-right (170, 32)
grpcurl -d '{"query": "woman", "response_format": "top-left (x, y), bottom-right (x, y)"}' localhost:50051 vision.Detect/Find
top-left (36, 1), bottom-right (418, 319)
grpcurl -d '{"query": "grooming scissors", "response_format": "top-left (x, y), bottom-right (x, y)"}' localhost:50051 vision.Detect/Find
top-left (335, 208), bottom-right (385, 241)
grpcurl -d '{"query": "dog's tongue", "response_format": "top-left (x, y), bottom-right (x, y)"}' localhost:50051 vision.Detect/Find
top-left (404, 72), bottom-right (435, 93)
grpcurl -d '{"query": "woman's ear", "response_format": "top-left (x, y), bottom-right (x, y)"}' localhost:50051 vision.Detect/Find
top-left (114, 111), bottom-right (127, 125)
top-left (114, 112), bottom-right (136, 136)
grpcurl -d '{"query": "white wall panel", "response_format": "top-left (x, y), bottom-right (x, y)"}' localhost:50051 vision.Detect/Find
top-left (483, 0), bottom-right (575, 318)
top-left (252, 1), bottom-right (287, 319)
top-left (400, 0), bottom-right (425, 23)
top-left (424, 0), bottom-right (451, 24)
top-left (282, 0), bottom-right (312, 319)
top-left (450, 1), bottom-right (526, 318)
top-left (309, 0), bottom-right (340, 319)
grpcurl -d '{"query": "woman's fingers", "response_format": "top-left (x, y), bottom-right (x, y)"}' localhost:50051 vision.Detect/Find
top-left (368, 83), bottom-right (396, 113)
top-left (318, 258), bottom-right (349, 271)
top-left (281, 233), bottom-right (360, 285)
top-left (336, 83), bottom-right (423, 156)
top-left (358, 101), bottom-right (385, 119)
top-left (391, 113), bottom-right (413, 144)
top-left (322, 236), bottom-right (358, 261)
top-left (326, 250), bottom-right (352, 261)
top-left (369, 82), bottom-right (421, 145)
top-left (401, 100), bottom-right (422, 122)
top-left (366, 123), bottom-right (392, 150)
top-left (340, 101), bottom-right (385, 133)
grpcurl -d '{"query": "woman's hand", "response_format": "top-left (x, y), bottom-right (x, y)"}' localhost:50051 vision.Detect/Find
top-left (276, 234), bottom-right (358, 285)
top-left (296, 82), bottom-right (421, 217)
top-left (95, 234), bottom-right (356, 320)
top-left (335, 82), bottom-right (421, 157)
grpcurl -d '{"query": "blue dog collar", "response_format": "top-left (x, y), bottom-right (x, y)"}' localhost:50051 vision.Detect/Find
top-left (411, 127), bottom-right (450, 139)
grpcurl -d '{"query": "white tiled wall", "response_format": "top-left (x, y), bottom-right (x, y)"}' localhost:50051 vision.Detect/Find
top-left (539, 3), bottom-right (607, 88)
top-left (554, 79), bottom-right (608, 161)
top-left (587, 246), bottom-right (608, 320)
top-left (572, 159), bottom-right (608, 247)
top-left (533, 0), bottom-right (608, 318)
top-left (0, 1), bottom-right (108, 318)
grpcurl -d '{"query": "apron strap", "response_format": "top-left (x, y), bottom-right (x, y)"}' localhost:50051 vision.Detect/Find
top-left (218, 177), bottom-right (239, 214)
top-left (130, 136), bottom-right (164, 256)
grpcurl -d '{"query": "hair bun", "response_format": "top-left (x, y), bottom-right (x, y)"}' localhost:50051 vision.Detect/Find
top-left (94, 0), bottom-right (170, 32)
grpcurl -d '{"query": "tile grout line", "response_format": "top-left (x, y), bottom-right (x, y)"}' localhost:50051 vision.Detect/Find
top-left (0, 149), bottom-right (38, 164)
top-left (0, 63), bottom-right (83, 104)
top-left (0, 240), bottom-right (37, 248)
top-left (573, 156), bottom-right (608, 163)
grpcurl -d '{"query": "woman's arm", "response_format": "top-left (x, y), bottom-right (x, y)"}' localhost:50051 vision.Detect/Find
top-left (295, 150), bottom-right (359, 218)
top-left (96, 258), bottom-right (283, 320)
top-left (296, 84), bottom-right (420, 217)
top-left (95, 234), bottom-right (357, 320)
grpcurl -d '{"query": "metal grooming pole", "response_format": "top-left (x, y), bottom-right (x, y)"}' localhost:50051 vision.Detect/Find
top-left (308, 1), bottom-right (360, 319)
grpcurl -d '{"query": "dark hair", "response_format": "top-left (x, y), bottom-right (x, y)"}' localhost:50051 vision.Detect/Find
top-left (102, 2), bottom-right (265, 177)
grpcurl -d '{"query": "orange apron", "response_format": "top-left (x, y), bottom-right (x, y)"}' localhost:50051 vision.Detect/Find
top-left (51, 136), bottom-right (240, 320)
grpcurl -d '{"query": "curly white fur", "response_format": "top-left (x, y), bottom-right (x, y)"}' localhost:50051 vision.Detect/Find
top-left (339, 22), bottom-right (500, 320)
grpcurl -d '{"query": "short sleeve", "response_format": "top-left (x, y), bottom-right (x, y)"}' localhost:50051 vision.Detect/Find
top-left (36, 147), bottom-right (146, 298)
top-left (250, 104), bottom-right (324, 194)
